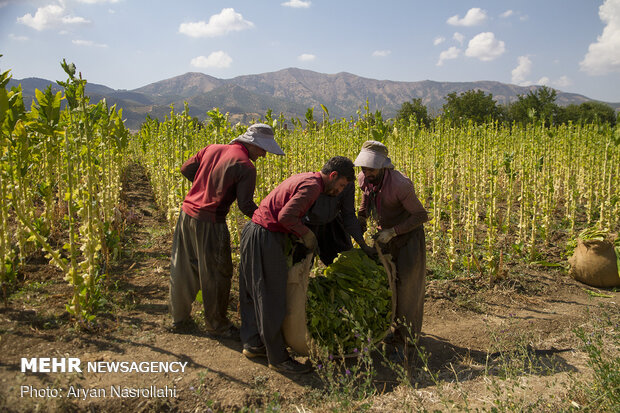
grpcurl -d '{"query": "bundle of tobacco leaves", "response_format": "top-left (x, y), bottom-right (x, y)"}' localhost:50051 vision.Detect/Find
top-left (306, 248), bottom-right (391, 355)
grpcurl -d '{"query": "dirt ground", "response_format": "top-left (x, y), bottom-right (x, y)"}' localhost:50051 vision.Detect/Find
top-left (0, 163), bottom-right (618, 412)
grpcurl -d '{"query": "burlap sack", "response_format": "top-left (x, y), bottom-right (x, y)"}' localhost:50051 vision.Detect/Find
top-left (282, 253), bottom-right (314, 356)
top-left (568, 239), bottom-right (620, 288)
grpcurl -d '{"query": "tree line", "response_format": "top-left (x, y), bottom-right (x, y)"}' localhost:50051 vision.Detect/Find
top-left (397, 86), bottom-right (618, 127)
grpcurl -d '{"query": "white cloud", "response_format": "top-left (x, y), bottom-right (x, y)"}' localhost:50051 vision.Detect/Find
top-left (191, 51), bottom-right (233, 69)
top-left (433, 36), bottom-right (445, 46)
top-left (465, 32), bottom-right (505, 61)
top-left (298, 53), bottom-right (316, 62)
top-left (372, 50), bottom-right (391, 57)
top-left (9, 33), bottom-right (28, 41)
top-left (555, 75), bottom-right (572, 88)
top-left (510, 57), bottom-right (572, 89)
top-left (282, 0), bottom-right (311, 8)
top-left (179, 8), bottom-right (254, 38)
top-left (453, 32), bottom-right (464, 45)
top-left (511, 56), bottom-right (532, 85)
top-left (437, 46), bottom-right (461, 66)
top-left (527, 75), bottom-right (572, 88)
top-left (500, 10), bottom-right (513, 18)
top-left (447, 8), bottom-right (488, 27)
top-left (76, 0), bottom-right (120, 3)
top-left (580, 0), bottom-right (620, 75)
top-left (63, 16), bottom-right (90, 25)
top-left (17, 4), bottom-right (90, 31)
top-left (72, 39), bottom-right (108, 48)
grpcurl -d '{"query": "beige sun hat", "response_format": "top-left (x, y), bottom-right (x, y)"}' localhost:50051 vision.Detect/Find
top-left (231, 123), bottom-right (285, 155)
top-left (354, 140), bottom-right (394, 169)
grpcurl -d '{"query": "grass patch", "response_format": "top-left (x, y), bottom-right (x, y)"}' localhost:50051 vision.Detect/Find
top-left (567, 305), bottom-right (619, 411)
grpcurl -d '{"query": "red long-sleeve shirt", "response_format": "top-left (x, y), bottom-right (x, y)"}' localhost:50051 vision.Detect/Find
top-left (252, 172), bottom-right (324, 237)
top-left (358, 169), bottom-right (428, 234)
top-left (181, 143), bottom-right (257, 222)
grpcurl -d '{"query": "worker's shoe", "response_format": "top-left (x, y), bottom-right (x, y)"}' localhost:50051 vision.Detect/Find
top-left (388, 345), bottom-right (406, 363)
top-left (242, 345), bottom-right (267, 359)
top-left (382, 332), bottom-right (396, 345)
top-left (169, 319), bottom-right (198, 334)
top-left (269, 358), bottom-right (312, 374)
top-left (205, 325), bottom-right (240, 341)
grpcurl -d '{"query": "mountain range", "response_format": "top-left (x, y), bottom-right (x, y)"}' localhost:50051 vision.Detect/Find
top-left (8, 67), bottom-right (619, 130)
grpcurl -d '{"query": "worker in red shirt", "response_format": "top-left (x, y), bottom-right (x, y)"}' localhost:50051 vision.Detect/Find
top-left (169, 124), bottom-right (284, 338)
top-left (239, 156), bottom-right (355, 374)
top-left (355, 141), bottom-right (429, 362)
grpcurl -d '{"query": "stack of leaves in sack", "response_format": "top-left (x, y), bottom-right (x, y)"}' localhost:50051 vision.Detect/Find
top-left (306, 248), bottom-right (391, 355)
top-left (567, 227), bottom-right (620, 288)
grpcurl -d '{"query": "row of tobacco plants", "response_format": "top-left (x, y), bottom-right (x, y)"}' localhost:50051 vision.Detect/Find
top-left (2, 59), bottom-right (619, 324)
top-left (138, 105), bottom-right (620, 276)
top-left (1, 60), bottom-right (129, 325)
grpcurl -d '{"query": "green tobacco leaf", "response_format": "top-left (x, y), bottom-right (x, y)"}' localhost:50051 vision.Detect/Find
top-left (61, 59), bottom-right (76, 79)
top-left (34, 88), bottom-right (46, 108)
top-left (0, 68), bottom-right (12, 88)
top-left (531, 260), bottom-right (563, 267)
top-left (0, 88), bottom-right (8, 124)
top-left (578, 227), bottom-right (608, 241)
top-left (51, 90), bottom-right (63, 122)
top-left (582, 288), bottom-right (613, 298)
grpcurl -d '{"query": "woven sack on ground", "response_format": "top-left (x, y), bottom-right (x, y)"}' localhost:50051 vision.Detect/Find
top-left (568, 239), bottom-right (620, 288)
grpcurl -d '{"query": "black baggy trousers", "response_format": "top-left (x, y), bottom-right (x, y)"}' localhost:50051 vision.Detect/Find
top-left (238, 221), bottom-right (290, 365)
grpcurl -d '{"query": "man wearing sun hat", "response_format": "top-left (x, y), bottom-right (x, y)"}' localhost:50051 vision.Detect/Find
top-left (354, 140), bottom-right (428, 360)
top-left (169, 123), bottom-right (284, 338)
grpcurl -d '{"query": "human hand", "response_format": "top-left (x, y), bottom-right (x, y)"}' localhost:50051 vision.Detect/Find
top-left (360, 243), bottom-right (378, 259)
top-left (301, 230), bottom-right (319, 253)
top-left (375, 227), bottom-right (397, 244)
top-left (357, 216), bottom-right (367, 233)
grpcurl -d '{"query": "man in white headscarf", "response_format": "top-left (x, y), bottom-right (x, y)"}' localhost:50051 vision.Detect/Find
top-left (169, 124), bottom-right (284, 338)
top-left (355, 140), bottom-right (429, 361)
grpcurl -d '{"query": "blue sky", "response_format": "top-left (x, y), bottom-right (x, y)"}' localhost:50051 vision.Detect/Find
top-left (1, 0), bottom-right (619, 102)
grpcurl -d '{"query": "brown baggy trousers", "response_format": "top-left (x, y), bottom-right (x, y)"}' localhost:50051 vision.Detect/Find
top-left (169, 210), bottom-right (233, 333)
top-left (391, 227), bottom-right (426, 344)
